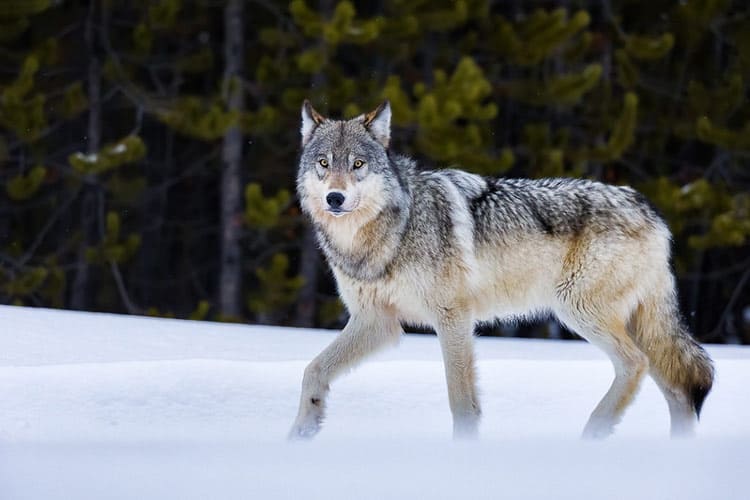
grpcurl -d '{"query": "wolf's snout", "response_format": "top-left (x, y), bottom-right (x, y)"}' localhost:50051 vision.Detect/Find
top-left (326, 191), bottom-right (346, 209)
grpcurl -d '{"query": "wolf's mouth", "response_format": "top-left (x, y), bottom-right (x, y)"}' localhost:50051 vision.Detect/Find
top-left (326, 208), bottom-right (352, 217)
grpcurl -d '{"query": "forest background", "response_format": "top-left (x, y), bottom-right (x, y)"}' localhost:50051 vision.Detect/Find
top-left (1, 0), bottom-right (749, 344)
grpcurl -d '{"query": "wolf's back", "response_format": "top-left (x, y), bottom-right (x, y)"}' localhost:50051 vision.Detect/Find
top-left (459, 176), bottom-right (664, 242)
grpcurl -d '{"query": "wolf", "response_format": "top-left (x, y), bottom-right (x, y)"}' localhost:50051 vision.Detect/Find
top-left (289, 100), bottom-right (714, 440)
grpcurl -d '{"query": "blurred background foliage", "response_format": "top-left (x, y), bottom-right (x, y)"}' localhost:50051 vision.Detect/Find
top-left (0, 0), bottom-right (748, 343)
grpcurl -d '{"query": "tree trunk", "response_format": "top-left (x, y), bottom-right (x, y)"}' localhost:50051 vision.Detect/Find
top-left (71, 0), bottom-right (102, 310)
top-left (218, 0), bottom-right (245, 318)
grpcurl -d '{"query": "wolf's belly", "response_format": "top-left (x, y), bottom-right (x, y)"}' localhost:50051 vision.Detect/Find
top-left (469, 241), bottom-right (564, 322)
top-left (333, 235), bottom-right (568, 326)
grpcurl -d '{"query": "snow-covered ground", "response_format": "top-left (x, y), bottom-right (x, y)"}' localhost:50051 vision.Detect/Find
top-left (1, 305), bottom-right (748, 499)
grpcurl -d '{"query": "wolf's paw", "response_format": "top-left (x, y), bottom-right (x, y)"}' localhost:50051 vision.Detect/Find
top-left (287, 423), bottom-right (320, 440)
top-left (288, 418), bottom-right (322, 441)
top-left (452, 414), bottom-right (481, 440)
top-left (581, 423), bottom-right (614, 440)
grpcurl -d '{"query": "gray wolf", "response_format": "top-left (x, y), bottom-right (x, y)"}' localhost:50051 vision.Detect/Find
top-left (289, 100), bottom-right (714, 439)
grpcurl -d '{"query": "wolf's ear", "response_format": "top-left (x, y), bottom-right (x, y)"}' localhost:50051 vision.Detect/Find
top-left (301, 100), bottom-right (325, 146)
top-left (363, 101), bottom-right (391, 148)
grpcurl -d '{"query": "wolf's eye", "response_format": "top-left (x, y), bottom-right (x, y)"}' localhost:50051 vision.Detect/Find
top-left (318, 158), bottom-right (328, 168)
top-left (353, 159), bottom-right (365, 169)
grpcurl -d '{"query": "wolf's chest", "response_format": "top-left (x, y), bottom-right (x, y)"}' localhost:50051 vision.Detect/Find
top-left (333, 266), bottom-right (435, 325)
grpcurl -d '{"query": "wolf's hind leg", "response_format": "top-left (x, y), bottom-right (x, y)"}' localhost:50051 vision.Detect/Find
top-left (435, 313), bottom-right (481, 439)
top-left (288, 312), bottom-right (402, 440)
top-left (560, 313), bottom-right (648, 439)
top-left (628, 293), bottom-right (713, 438)
top-left (653, 379), bottom-right (696, 437)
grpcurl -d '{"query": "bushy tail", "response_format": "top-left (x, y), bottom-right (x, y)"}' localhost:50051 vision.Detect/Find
top-left (629, 282), bottom-right (714, 417)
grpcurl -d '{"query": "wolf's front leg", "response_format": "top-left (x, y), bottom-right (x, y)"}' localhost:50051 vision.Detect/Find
top-left (435, 313), bottom-right (481, 439)
top-left (288, 312), bottom-right (402, 440)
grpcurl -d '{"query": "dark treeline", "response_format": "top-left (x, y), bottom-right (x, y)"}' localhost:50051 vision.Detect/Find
top-left (1, 0), bottom-right (748, 343)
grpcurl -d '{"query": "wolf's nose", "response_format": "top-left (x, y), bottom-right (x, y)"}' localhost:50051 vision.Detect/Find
top-left (326, 192), bottom-right (345, 209)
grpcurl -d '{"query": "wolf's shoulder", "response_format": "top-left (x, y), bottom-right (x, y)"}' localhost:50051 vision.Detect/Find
top-left (416, 168), bottom-right (488, 198)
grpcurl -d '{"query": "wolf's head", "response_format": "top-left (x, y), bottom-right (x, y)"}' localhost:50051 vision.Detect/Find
top-left (297, 101), bottom-right (406, 230)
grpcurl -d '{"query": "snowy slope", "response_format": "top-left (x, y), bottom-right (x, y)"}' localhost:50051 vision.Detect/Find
top-left (0, 305), bottom-right (748, 499)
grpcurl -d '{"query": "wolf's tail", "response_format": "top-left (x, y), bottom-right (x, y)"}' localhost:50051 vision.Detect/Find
top-left (629, 276), bottom-right (714, 417)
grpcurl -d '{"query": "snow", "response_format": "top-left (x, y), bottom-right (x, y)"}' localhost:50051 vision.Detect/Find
top-left (1, 305), bottom-right (748, 499)
top-left (73, 152), bottom-right (98, 163)
top-left (110, 143), bottom-right (127, 154)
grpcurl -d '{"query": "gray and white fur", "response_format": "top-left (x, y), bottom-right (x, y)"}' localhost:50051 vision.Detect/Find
top-left (289, 100), bottom-right (714, 440)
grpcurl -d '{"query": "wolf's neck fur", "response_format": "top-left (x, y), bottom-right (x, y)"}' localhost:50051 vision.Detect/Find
top-left (315, 190), bottom-right (411, 282)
